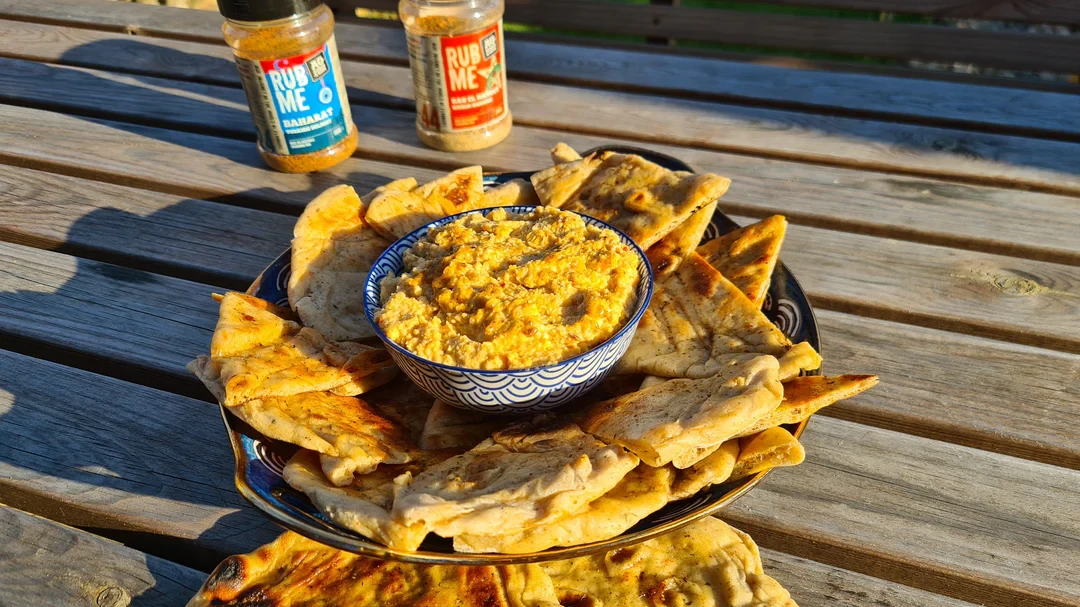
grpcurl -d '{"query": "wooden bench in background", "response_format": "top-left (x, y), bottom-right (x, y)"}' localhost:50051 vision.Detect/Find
top-left (330, 0), bottom-right (1080, 87)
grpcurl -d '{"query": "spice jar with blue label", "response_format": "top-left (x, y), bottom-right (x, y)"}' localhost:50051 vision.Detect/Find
top-left (219, 0), bottom-right (358, 172)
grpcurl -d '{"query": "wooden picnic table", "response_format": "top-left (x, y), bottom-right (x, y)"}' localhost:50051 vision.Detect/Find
top-left (1, 1), bottom-right (1078, 605)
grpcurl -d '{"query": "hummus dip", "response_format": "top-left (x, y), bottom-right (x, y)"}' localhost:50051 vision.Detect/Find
top-left (376, 207), bottom-right (640, 370)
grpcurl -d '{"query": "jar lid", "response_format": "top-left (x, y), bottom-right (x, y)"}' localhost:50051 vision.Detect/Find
top-left (217, 0), bottom-right (321, 22)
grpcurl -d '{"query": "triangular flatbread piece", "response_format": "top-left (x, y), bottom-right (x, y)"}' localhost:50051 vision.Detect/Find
top-left (530, 152), bottom-right (609, 208)
top-left (413, 165), bottom-right (486, 216)
top-left (736, 374), bottom-right (879, 438)
top-left (289, 185), bottom-right (392, 341)
top-left (453, 464), bottom-right (675, 554)
top-left (581, 355), bottom-right (783, 468)
top-left (483, 178), bottom-right (541, 207)
top-left (669, 439), bottom-right (740, 500)
top-left (645, 200), bottom-right (717, 279)
top-left (550, 142), bottom-right (582, 164)
top-left (616, 253), bottom-right (793, 379)
top-left (284, 449), bottom-right (450, 549)
top-left (559, 154), bottom-right (731, 249)
top-left (777, 341), bottom-right (823, 381)
top-left (698, 215), bottom-right (787, 307)
top-left (189, 356), bottom-right (413, 483)
top-left (207, 293), bottom-right (397, 407)
top-left (364, 188), bottom-right (445, 241)
top-left (392, 420), bottom-right (639, 539)
top-left (729, 427), bottom-right (805, 481)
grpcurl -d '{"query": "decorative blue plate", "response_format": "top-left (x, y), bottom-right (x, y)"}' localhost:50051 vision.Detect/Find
top-left (226, 145), bottom-right (820, 564)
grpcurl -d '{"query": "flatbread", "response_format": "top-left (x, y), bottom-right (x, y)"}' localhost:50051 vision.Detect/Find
top-left (737, 374), bottom-right (879, 438)
top-left (207, 293), bottom-right (398, 407)
top-left (361, 376), bottom-right (438, 444)
top-left (540, 516), bottom-right (798, 607)
top-left (777, 341), bottom-right (823, 382)
top-left (550, 142), bottom-right (582, 164)
top-left (187, 530), bottom-right (562, 607)
top-left (420, 399), bottom-right (510, 450)
top-left (669, 439), bottom-right (740, 500)
top-left (730, 427), bottom-right (805, 481)
top-left (365, 189), bottom-right (444, 241)
top-left (454, 464), bottom-right (675, 554)
top-left (288, 184), bottom-right (392, 341)
top-left (414, 165), bottom-right (486, 216)
top-left (581, 355), bottom-right (783, 468)
top-left (559, 153), bottom-right (731, 248)
top-left (283, 449), bottom-right (453, 550)
top-left (483, 178), bottom-right (541, 207)
top-left (530, 152), bottom-right (609, 208)
top-left (698, 215), bottom-right (787, 307)
top-left (392, 420), bottom-right (639, 539)
top-left (615, 253), bottom-right (793, 379)
top-left (645, 200), bottom-right (718, 279)
top-left (189, 356), bottom-right (415, 484)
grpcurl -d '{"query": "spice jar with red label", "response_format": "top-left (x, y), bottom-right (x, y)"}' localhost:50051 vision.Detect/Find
top-left (399, 0), bottom-right (513, 152)
top-left (219, 0), bottom-right (358, 172)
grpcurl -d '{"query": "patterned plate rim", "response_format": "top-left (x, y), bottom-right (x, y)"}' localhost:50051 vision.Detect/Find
top-left (223, 147), bottom-right (821, 565)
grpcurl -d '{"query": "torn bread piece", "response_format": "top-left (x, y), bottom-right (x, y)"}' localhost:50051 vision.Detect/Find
top-left (190, 356), bottom-right (414, 484)
top-left (736, 374), bottom-right (879, 437)
top-left (454, 464), bottom-right (675, 554)
top-left (289, 184), bottom-right (392, 341)
top-left (645, 200), bottom-right (718, 279)
top-left (669, 439), bottom-right (740, 500)
top-left (730, 427), bottom-right (805, 481)
top-left (420, 399), bottom-right (510, 451)
top-left (530, 152), bottom-right (610, 209)
top-left (581, 355), bottom-right (783, 468)
top-left (483, 178), bottom-right (541, 207)
top-left (392, 420), bottom-right (639, 540)
top-left (414, 165), bottom-right (486, 216)
top-left (616, 253), bottom-right (794, 379)
top-left (698, 215), bottom-right (787, 307)
top-left (207, 292), bottom-right (397, 406)
top-left (550, 142), bottom-right (582, 164)
top-left (559, 153), bottom-right (731, 249)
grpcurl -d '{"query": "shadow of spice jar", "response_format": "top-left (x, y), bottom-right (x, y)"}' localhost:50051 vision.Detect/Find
top-left (219, 0), bottom-right (359, 172)
top-left (400, 0), bottom-right (513, 152)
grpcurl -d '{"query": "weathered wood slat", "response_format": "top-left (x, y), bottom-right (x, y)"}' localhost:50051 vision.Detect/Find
top-left (722, 417), bottom-right (1080, 607)
top-left (1, 0), bottom-right (1078, 139)
top-left (6, 32), bottom-right (1080, 201)
top-left (6, 175), bottom-right (1079, 467)
top-left (0, 506), bottom-right (205, 607)
top-left (342, 0), bottom-right (1080, 73)
top-left (0, 165), bottom-right (292, 289)
top-left (0, 349), bottom-right (987, 607)
top-left (3, 59), bottom-right (1080, 269)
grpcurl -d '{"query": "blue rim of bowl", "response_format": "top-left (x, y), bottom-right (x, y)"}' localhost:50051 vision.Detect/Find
top-left (362, 205), bottom-right (655, 377)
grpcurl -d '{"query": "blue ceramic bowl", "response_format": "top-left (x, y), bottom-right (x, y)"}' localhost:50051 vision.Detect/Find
top-left (363, 206), bottom-right (654, 413)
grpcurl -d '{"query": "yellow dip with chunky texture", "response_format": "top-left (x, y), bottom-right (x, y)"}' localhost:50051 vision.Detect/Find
top-left (376, 207), bottom-right (640, 370)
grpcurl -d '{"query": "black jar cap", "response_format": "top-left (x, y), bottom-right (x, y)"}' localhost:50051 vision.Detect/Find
top-left (218, 0), bottom-right (321, 22)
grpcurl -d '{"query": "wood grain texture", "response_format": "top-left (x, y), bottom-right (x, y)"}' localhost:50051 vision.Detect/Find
top-left (0, 506), bottom-right (205, 607)
top-left (1, 0), bottom-right (1078, 140)
top-left (724, 417), bottom-right (1080, 607)
top-left (4, 165), bottom-right (1079, 467)
top-left (343, 0), bottom-right (1080, 72)
top-left (5, 35), bottom-right (1080, 198)
top-left (0, 166), bottom-right (292, 289)
top-left (3, 57), bottom-right (1080, 267)
top-left (695, 0), bottom-right (1080, 26)
top-left (815, 309), bottom-right (1080, 469)
top-left (735, 215), bottom-right (1080, 353)
top-left (0, 349), bottom-right (282, 567)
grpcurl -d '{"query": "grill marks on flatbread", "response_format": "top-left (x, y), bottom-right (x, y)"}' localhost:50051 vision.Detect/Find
top-left (392, 421), bottom-right (639, 540)
top-left (581, 355), bottom-right (783, 468)
top-left (617, 253), bottom-right (796, 379)
top-left (208, 293), bottom-right (397, 407)
top-left (187, 530), bottom-right (563, 607)
top-left (538, 517), bottom-right (798, 607)
top-left (289, 184), bottom-right (392, 341)
top-left (645, 200), bottom-right (718, 279)
top-left (454, 464), bottom-right (675, 554)
top-left (555, 153), bottom-right (731, 249)
top-left (366, 167), bottom-right (485, 240)
top-left (736, 374), bottom-right (879, 438)
top-left (698, 215), bottom-right (787, 307)
top-left (284, 449), bottom-right (453, 550)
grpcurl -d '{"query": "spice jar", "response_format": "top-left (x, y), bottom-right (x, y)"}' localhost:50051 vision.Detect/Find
top-left (219, 0), bottom-right (358, 172)
top-left (399, 0), bottom-right (512, 152)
